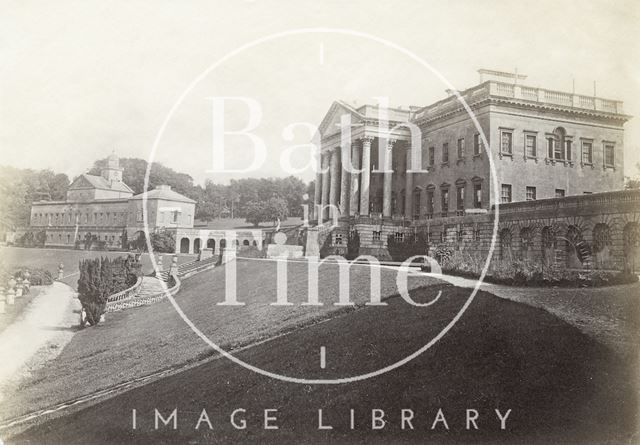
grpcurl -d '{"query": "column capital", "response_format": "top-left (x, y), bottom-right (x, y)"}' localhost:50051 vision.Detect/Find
top-left (359, 135), bottom-right (375, 144)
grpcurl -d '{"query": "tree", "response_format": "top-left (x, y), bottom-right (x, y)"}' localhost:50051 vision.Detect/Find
top-left (265, 197), bottom-right (288, 226)
top-left (625, 162), bottom-right (640, 189)
top-left (150, 230), bottom-right (175, 253)
top-left (245, 201), bottom-right (266, 227)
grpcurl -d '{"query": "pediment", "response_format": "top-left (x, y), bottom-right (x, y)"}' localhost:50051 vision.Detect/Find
top-left (317, 100), bottom-right (364, 138)
top-left (68, 175), bottom-right (96, 190)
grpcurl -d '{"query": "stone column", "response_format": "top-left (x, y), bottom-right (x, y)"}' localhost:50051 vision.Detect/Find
top-left (339, 143), bottom-right (351, 218)
top-left (349, 140), bottom-right (361, 216)
top-left (359, 137), bottom-right (373, 216)
top-left (320, 153), bottom-right (330, 221)
top-left (329, 148), bottom-right (340, 219)
top-left (404, 144), bottom-right (414, 218)
top-left (382, 139), bottom-right (395, 218)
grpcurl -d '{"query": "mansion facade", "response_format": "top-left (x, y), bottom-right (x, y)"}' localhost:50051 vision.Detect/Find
top-left (313, 70), bottom-right (639, 270)
top-left (313, 69), bottom-right (628, 222)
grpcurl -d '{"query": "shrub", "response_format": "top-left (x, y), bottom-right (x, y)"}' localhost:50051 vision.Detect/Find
top-left (387, 232), bottom-right (429, 262)
top-left (346, 229), bottom-right (360, 260)
top-left (150, 231), bottom-right (176, 253)
top-left (77, 255), bottom-right (142, 326)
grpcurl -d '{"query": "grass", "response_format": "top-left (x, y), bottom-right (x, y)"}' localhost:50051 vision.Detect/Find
top-left (10, 286), bottom-right (639, 444)
top-left (0, 258), bottom-right (441, 422)
top-left (0, 247), bottom-right (196, 289)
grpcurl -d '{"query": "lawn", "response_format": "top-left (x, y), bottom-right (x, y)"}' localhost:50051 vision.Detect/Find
top-left (10, 286), bottom-right (638, 444)
top-left (0, 258), bottom-right (442, 422)
top-left (0, 247), bottom-right (196, 289)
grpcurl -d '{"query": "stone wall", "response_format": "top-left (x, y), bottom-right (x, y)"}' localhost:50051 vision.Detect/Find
top-left (321, 189), bottom-right (640, 271)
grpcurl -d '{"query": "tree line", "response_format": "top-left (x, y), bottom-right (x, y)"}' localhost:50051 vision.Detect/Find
top-left (1, 157), bottom-right (316, 230)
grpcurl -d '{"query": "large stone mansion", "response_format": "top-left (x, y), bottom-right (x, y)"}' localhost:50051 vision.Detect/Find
top-left (313, 70), bottom-right (639, 269)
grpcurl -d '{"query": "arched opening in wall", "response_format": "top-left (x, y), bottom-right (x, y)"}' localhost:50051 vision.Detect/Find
top-left (180, 237), bottom-right (190, 254)
top-left (207, 238), bottom-right (215, 250)
top-left (592, 223), bottom-right (612, 269)
top-left (565, 225), bottom-right (585, 268)
top-left (520, 227), bottom-right (534, 261)
top-left (623, 222), bottom-right (640, 273)
top-left (252, 240), bottom-right (257, 246)
top-left (220, 239), bottom-right (227, 253)
top-left (242, 239), bottom-right (250, 246)
top-left (499, 228), bottom-right (513, 261)
top-left (550, 126), bottom-right (570, 161)
top-left (193, 238), bottom-right (201, 254)
top-left (541, 226), bottom-right (556, 265)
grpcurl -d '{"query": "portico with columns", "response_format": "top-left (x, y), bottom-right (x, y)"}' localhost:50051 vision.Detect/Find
top-left (314, 100), bottom-right (418, 222)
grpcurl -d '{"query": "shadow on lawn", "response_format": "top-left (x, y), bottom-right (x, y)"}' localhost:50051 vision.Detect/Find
top-left (10, 286), bottom-right (639, 445)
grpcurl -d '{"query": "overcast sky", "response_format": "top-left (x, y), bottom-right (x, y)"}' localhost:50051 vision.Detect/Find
top-left (1, 0), bottom-right (638, 185)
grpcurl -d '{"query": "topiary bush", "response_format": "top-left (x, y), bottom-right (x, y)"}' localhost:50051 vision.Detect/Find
top-left (77, 255), bottom-right (142, 326)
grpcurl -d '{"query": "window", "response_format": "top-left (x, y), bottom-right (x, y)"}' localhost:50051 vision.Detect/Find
top-left (136, 210), bottom-right (143, 222)
top-left (428, 146), bottom-right (435, 166)
top-left (457, 138), bottom-right (465, 158)
top-left (473, 183), bottom-right (482, 208)
top-left (394, 232), bottom-right (404, 242)
top-left (604, 143), bottom-right (615, 167)
top-left (583, 191), bottom-right (592, 194)
top-left (500, 130), bottom-right (513, 155)
top-left (442, 143), bottom-right (449, 164)
top-left (426, 190), bottom-right (434, 217)
top-left (173, 210), bottom-right (179, 222)
top-left (372, 231), bottom-right (381, 242)
top-left (525, 134), bottom-right (537, 158)
top-left (159, 212), bottom-right (164, 223)
top-left (547, 137), bottom-right (554, 158)
top-left (473, 133), bottom-right (482, 155)
top-left (500, 184), bottom-right (512, 203)
top-left (581, 141), bottom-right (593, 164)
top-left (457, 229), bottom-right (463, 243)
top-left (565, 140), bottom-right (572, 161)
top-left (555, 189), bottom-right (565, 198)
top-left (334, 233), bottom-right (343, 245)
top-left (456, 185), bottom-right (465, 215)
top-left (441, 189), bottom-right (449, 216)
top-left (412, 190), bottom-right (421, 220)
top-left (526, 186), bottom-right (536, 201)
top-left (554, 139), bottom-right (563, 160)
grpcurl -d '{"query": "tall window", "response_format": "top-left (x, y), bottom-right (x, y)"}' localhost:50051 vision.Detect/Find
top-left (441, 189), bottom-right (449, 216)
top-left (526, 186), bottom-right (537, 201)
top-left (413, 190), bottom-right (421, 219)
top-left (442, 143), bottom-right (449, 163)
top-left (565, 140), bottom-right (572, 161)
top-left (457, 138), bottom-right (465, 158)
top-left (581, 141), bottom-right (593, 164)
top-left (555, 189), bottom-right (565, 198)
top-left (525, 134), bottom-right (537, 158)
top-left (547, 137), bottom-right (554, 158)
top-left (426, 190), bottom-right (434, 217)
top-left (473, 183), bottom-right (482, 208)
top-left (554, 139), bottom-right (563, 159)
top-left (473, 133), bottom-right (482, 155)
top-left (500, 131), bottom-right (513, 155)
top-left (456, 185), bottom-right (465, 215)
top-left (500, 184), bottom-right (512, 203)
top-left (604, 143), bottom-right (615, 167)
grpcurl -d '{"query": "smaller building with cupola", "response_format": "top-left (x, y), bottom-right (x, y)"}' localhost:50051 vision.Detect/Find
top-left (26, 153), bottom-right (196, 250)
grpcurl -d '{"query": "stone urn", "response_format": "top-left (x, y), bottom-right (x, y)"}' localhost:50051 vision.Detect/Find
top-left (6, 280), bottom-right (16, 305)
top-left (23, 270), bottom-right (31, 293)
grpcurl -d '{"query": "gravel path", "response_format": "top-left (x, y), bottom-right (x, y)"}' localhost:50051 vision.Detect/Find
top-left (0, 282), bottom-right (80, 402)
top-left (422, 272), bottom-right (640, 357)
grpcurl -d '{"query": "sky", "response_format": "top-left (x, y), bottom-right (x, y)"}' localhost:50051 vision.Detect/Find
top-left (1, 0), bottom-right (639, 185)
